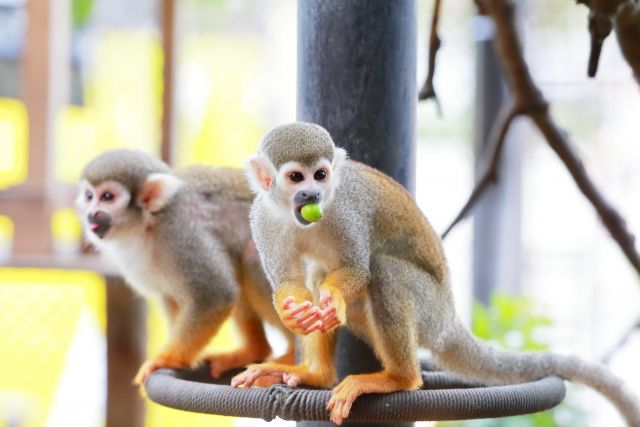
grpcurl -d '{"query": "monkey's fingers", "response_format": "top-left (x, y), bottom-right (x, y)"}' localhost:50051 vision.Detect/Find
top-left (282, 296), bottom-right (296, 309)
top-left (282, 300), bottom-right (314, 319)
top-left (319, 289), bottom-right (333, 308)
top-left (282, 372), bottom-right (301, 387)
top-left (328, 378), bottom-right (361, 425)
top-left (320, 318), bottom-right (341, 333)
top-left (318, 307), bottom-right (340, 333)
top-left (204, 349), bottom-right (265, 379)
top-left (328, 397), bottom-right (347, 425)
top-left (134, 363), bottom-right (161, 387)
top-left (281, 302), bottom-right (322, 335)
top-left (253, 375), bottom-right (287, 388)
top-left (134, 356), bottom-right (191, 386)
top-left (133, 359), bottom-right (163, 386)
top-left (320, 306), bottom-right (336, 320)
top-left (296, 312), bottom-right (323, 335)
top-left (318, 287), bottom-right (347, 326)
top-left (230, 365), bottom-right (284, 388)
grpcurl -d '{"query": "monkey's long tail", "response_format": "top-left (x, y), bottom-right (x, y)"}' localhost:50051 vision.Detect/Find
top-left (434, 319), bottom-right (640, 427)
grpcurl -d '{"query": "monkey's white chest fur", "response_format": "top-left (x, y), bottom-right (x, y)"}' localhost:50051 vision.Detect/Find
top-left (99, 235), bottom-right (176, 298)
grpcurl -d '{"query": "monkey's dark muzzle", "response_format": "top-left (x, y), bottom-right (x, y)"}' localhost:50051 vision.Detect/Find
top-left (88, 212), bottom-right (111, 238)
top-left (294, 190), bottom-right (320, 226)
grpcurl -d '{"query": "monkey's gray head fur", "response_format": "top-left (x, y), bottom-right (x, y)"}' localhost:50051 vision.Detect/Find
top-left (81, 149), bottom-right (170, 193)
top-left (258, 122), bottom-right (336, 168)
top-left (248, 122), bottom-right (348, 227)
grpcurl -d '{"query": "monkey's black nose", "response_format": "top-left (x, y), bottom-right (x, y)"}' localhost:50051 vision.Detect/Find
top-left (87, 211), bottom-right (111, 238)
top-left (294, 190), bottom-right (320, 205)
top-left (88, 211), bottom-right (109, 224)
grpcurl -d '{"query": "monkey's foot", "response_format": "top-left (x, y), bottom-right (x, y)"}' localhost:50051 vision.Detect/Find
top-left (201, 348), bottom-right (270, 379)
top-left (327, 372), bottom-right (420, 425)
top-left (133, 356), bottom-right (190, 387)
top-left (231, 362), bottom-right (331, 389)
top-left (247, 350), bottom-right (297, 387)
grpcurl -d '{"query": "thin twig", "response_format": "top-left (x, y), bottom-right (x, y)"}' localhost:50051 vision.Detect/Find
top-left (441, 103), bottom-right (519, 239)
top-left (419, 0), bottom-right (442, 114)
top-left (447, 0), bottom-right (640, 279)
top-left (587, 13), bottom-right (612, 77)
top-left (578, 0), bottom-right (630, 78)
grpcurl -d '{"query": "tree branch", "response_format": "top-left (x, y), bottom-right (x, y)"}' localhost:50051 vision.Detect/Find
top-left (446, 0), bottom-right (640, 279)
top-left (529, 108), bottom-right (640, 273)
top-left (418, 0), bottom-right (443, 113)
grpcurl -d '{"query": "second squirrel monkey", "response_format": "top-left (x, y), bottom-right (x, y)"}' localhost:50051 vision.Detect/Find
top-left (76, 149), bottom-right (294, 388)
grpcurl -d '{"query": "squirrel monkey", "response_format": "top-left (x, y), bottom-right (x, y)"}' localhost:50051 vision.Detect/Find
top-left (231, 122), bottom-right (640, 426)
top-left (76, 149), bottom-right (294, 388)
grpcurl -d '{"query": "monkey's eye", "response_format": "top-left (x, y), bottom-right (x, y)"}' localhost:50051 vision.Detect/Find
top-left (101, 192), bottom-right (114, 202)
top-left (288, 172), bottom-right (304, 183)
top-left (313, 169), bottom-right (327, 181)
top-left (85, 191), bottom-right (93, 201)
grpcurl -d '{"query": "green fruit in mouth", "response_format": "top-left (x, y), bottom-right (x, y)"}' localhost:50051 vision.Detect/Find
top-left (300, 203), bottom-right (323, 222)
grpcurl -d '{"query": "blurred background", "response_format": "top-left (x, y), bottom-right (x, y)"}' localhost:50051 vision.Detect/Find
top-left (0, 0), bottom-right (638, 426)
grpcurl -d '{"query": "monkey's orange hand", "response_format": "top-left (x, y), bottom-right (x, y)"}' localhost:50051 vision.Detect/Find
top-left (280, 296), bottom-right (323, 335)
top-left (133, 356), bottom-right (188, 387)
top-left (318, 287), bottom-right (347, 333)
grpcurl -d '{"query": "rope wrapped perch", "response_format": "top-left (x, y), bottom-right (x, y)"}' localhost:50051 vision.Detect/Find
top-left (145, 363), bottom-right (565, 423)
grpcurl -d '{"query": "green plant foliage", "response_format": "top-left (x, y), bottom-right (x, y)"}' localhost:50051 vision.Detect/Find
top-left (472, 293), bottom-right (552, 352)
top-left (72, 0), bottom-right (94, 29)
top-left (437, 292), bottom-right (585, 427)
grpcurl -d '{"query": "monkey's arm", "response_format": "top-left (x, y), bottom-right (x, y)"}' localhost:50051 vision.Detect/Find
top-left (253, 214), bottom-right (322, 335)
top-left (316, 218), bottom-right (371, 330)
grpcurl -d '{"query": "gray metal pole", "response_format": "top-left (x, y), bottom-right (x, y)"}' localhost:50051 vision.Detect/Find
top-left (297, 1), bottom-right (416, 426)
top-left (298, 0), bottom-right (417, 194)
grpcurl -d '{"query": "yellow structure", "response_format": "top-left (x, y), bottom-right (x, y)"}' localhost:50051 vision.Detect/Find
top-left (0, 268), bottom-right (106, 427)
top-left (0, 98), bottom-right (28, 190)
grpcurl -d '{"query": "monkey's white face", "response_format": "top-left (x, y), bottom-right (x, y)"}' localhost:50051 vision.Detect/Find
top-left (75, 180), bottom-right (132, 244)
top-left (277, 158), bottom-right (336, 226)
top-left (247, 149), bottom-right (346, 227)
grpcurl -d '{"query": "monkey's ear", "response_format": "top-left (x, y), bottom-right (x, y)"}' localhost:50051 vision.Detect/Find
top-left (137, 173), bottom-right (183, 213)
top-left (333, 147), bottom-right (348, 171)
top-left (246, 155), bottom-right (275, 192)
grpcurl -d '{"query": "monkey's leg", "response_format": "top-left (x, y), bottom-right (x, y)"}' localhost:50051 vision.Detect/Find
top-left (134, 301), bottom-right (233, 386)
top-left (201, 304), bottom-right (272, 378)
top-left (327, 256), bottom-right (422, 425)
top-left (231, 330), bottom-right (337, 389)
